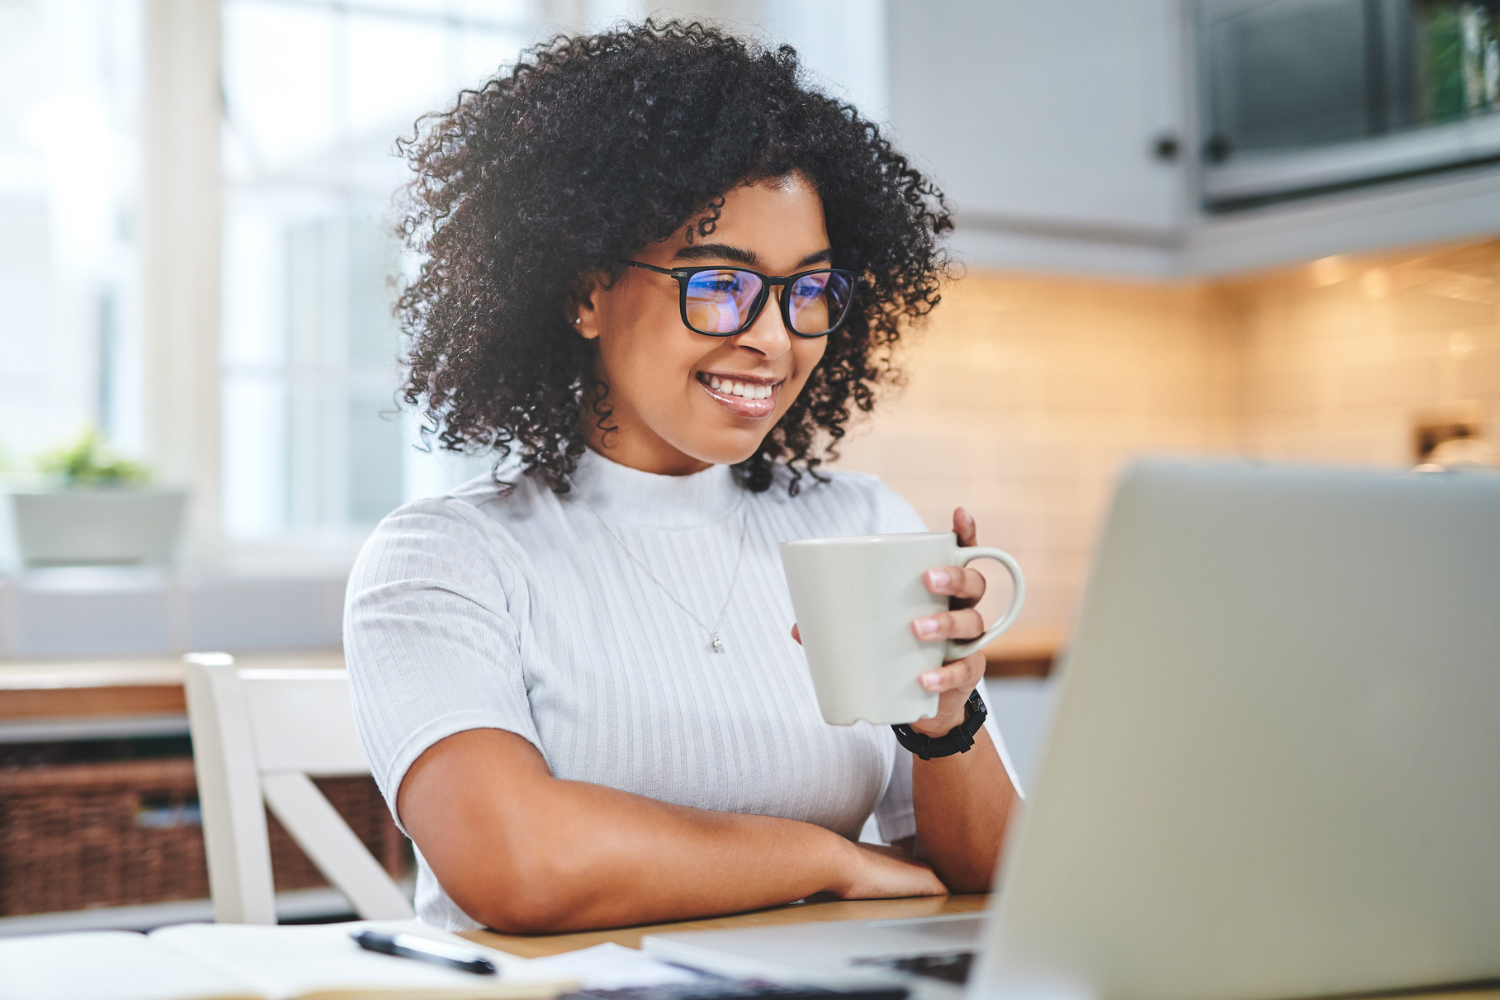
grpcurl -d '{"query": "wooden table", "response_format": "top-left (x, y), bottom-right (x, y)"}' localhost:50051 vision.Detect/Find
top-left (464, 894), bottom-right (1499, 1000)
top-left (0, 659), bottom-right (190, 721)
top-left (462, 894), bottom-right (990, 958)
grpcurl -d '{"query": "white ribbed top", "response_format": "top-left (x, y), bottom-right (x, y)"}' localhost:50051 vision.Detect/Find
top-left (345, 449), bottom-right (930, 929)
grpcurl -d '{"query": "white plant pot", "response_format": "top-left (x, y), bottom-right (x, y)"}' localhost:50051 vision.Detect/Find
top-left (2, 489), bottom-right (188, 569)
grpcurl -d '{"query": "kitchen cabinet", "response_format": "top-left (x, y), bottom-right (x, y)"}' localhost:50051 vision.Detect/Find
top-left (887, 0), bottom-right (1500, 277)
top-left (888, 0), bottom-right (1187, 276)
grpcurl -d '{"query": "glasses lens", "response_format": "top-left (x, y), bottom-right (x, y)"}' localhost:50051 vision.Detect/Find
top-left (787, 271), bottom-right (855, 335)
top-left (683, 269), bottom-right (764, 335)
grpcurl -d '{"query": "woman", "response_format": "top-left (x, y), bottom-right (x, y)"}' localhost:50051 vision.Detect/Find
top-left (346, 21), bottom-right (1020, 934)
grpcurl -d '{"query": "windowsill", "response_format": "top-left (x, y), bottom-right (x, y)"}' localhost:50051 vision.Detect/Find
top-left (0, 567), bottom-right (349, 661)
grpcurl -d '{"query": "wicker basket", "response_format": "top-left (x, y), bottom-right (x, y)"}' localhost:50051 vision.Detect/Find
top-left (0, 757), bottom-right (410, 917)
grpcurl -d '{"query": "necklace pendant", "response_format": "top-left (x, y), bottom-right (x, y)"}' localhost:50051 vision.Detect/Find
top-left (710, 632), bottom-right (725, 654)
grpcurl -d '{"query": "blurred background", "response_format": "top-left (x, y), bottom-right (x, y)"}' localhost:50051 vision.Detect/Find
top-left (1, 0), bottom-right (1498, 930)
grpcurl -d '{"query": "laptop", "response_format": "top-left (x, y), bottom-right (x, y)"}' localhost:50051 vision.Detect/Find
top-left (644, 461), bottom-right (1500, 1000)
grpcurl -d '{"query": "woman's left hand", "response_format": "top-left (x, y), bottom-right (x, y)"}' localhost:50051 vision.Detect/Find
top-left (908, 507), bottom-right (988, 738)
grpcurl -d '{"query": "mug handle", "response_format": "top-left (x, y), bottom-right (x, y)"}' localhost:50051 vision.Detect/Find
top-left (943, 547), bottom-right (1026, 661)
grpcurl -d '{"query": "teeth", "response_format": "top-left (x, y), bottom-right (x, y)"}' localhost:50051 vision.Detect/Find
top-left (702, 375), bottom-right (776, 400)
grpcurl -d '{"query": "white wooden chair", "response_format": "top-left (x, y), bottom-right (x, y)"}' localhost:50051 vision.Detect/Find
top-left (182, 652), bottom-right (415, 924)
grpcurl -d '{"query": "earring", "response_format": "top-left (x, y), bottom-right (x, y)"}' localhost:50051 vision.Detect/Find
top-left (573, 317), bottom-right (581, 325)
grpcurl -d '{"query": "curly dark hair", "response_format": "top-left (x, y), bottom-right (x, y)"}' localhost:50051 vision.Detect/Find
top-left (397, 18), bottom-right (952, 493)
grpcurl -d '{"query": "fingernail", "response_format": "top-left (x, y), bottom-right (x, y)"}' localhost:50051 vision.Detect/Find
top-left (920, 671), bottom-right (942, 689)
top-left (913, 617), bottom-right (940, 637)
top-left (927, 568), bottom-right (950, 588)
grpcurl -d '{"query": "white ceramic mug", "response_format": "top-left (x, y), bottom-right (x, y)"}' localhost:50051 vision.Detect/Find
top-left (780, 532), bottom-right (1025, 725)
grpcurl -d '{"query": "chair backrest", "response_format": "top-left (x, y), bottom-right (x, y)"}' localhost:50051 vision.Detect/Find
top-left (182, 652), bottom-right (414, 924)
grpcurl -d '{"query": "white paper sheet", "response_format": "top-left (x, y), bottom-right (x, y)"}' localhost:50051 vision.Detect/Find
top-left (0, 931), bottom-right (258, 1000)
top-left (526, 943), bottom-right (705, 990)
top-left (149, 921), bottom-right (573, 999)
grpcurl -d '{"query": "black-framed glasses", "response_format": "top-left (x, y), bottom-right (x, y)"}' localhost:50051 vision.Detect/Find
top-left (624, 260), bottom-right (859, 338)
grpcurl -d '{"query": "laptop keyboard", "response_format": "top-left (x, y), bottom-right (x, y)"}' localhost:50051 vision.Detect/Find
top-left (560, 946), bottom-right (976, 1000)
top-left (853, 951), bottom-right (976, 986)
top-left (564, 978), bottom-right (909, 1000)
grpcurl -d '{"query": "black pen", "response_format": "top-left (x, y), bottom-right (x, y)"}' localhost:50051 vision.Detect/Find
top-left (352, 929), bottom-right (499, 976)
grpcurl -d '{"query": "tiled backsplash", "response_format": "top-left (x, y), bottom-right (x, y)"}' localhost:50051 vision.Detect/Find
top-left (1228, 242), bottom-right (1500, 464)
top-left (835, 238), bottom-right (1500, 638)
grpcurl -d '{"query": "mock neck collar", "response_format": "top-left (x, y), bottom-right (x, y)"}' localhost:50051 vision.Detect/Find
top-left (569, 447), bottom-right (743, 529)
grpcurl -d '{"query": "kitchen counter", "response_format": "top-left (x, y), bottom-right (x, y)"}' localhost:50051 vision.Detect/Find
top-left (0, 651), bottom-right (344, 741)
top-left (984, 622), bottom-right (1061, 678)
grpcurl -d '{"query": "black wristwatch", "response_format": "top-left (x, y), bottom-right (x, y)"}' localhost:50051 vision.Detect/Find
top-left (892, 690), bottom-right (987, 761)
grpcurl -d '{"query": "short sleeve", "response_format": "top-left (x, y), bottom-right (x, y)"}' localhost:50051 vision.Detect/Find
top-left (343, 497), bottom-right (541, 830)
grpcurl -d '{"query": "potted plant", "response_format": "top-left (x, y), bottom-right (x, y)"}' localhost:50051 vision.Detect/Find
top-left (0, 430), bottom-right (187, 570)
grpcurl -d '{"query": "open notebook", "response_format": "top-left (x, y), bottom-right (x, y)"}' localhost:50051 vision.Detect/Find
top-left (0, 920), bottom-right (578, 1000)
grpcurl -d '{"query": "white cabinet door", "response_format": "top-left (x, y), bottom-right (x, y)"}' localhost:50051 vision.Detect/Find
top-left (888, 0), bottom-right (1186, 244)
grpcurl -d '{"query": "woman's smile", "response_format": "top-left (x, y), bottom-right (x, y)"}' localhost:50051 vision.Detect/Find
top-left (695, 370), bottom-right (783, 418)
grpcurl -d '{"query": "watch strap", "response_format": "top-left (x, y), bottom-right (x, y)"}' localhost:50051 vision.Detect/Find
top-left (892, 690), bottom-right (987, 761)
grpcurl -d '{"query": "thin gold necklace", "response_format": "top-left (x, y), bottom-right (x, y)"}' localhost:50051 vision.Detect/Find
top-left (573, 487), bottom-right (750, 654)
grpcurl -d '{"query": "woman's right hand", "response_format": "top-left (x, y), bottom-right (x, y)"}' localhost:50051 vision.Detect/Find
top-left (832, 842), bottom-right (948, 899)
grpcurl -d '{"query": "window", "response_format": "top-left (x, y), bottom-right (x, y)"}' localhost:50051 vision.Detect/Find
top-left (220, 0), bottom-right (531, 543)
top-left (2, 0), bottom-right (890, 553)
top-left (0, 0), bottom-right (143, 470)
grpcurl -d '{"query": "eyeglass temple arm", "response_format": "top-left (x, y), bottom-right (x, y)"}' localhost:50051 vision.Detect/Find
top-left (622, 260), bottom-right (675, 276)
